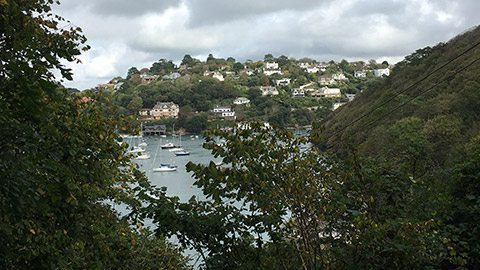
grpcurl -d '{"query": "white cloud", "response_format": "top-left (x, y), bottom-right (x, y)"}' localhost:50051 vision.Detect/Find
top-left (51, 0), bottom-right (480, 89)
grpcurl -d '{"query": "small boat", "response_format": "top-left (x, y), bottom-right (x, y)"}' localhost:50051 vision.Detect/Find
top-left (138, 141), bottom-right (147, 147)
top-left (135, 153), bottom-right (151, 160)
top-left (161, 142), bottom-right (175, 149)
top-left (174, 150), bottom-right (190, 156)
top-left (169, 147), bottom-right (184, 152)
top-left (152, 164), bottom-right (177, 172)
top-left (160, 134), bottom-right (167, 138)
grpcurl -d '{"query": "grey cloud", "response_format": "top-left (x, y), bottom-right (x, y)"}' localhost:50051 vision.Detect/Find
top-left (57, 0), bottom-right (179, 17)
top-left (185, 0), bottom-right (328, 26)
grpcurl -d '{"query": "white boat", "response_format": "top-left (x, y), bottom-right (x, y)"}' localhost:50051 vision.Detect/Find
top-left (135, 152), bottom-right (151, 160)
top-left (152, 164), bottom-right (177, 172)
top-left (138, 141), bottom-right (147, 147)
top-left (174, 150), bottom-right (190, 156)
top-left (161, 142), bottom-right (175, 149)
top-left (127, 146), bottom-right (145, 153)
top-left (152, 138), bottom-right (177, 172)
top-left (169, 147), bottom-right (184, 152)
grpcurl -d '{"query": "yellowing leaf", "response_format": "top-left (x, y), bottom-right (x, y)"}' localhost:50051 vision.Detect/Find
top-left (30, 229), bottom-right (36, 234)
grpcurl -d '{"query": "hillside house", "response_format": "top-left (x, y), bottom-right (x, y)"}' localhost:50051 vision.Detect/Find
top-left (374, 68), bottom-right (390, 77)
top-left (332, 73), bottom-right (347, 81)
top-left (291, 88), bottom-right (305, 97)
top-left (354, 70), bottom-right (367, 78)
top-left (162, 73), bottom-right (181, 80)
top-left (213, 106), bottom-right (236, 120)
top-left (311, 87), bottom-right (341, 98)
top-left (212, 71), bottom-right (225, 81)
top-left (213, 106), bottom-right (232, 113)
top-left (151, 102), bottom-right (179, 119)
top-left (260, 86), bottom-right (279, 96)
top-left (275, 78), bottom-right (291, 85)
top-left (140, 74), bottom-right (159, 84)
top-left (233, 97), bottom-right (250, 105)
top-left (265, 62), bottom-right (279, 69)
top-left (332, 102), bottom-right (347, 110)
top-left (318, 77), bottom-right (335, 85)
top-left (306, 66), bottom-right (320, 73)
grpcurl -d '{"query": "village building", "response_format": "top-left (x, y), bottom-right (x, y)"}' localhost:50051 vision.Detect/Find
top-left (150, 102), bottom-right (179, 119)
top-left (332, 73), bottom-right (348, 81)
top-left (318, 76), bottom-right (335, 85)
top-left (142, 125), bottom-right (167, 136)
top-left (233, 97), bottom-right (250, 105)
top-left (260, 86), bottom-right (279, 96)
top-left (374, 68), bottom-right (390, 77)
top-left (354, 70), bottom-right (367, 78)
top-left (213, 106), bottom-right (232, 113)
top-left (291, 88), bottom-right (305, 97)
top-left (332, 102), bottom-right (347, 110)
top-left (212, 71), bottom-right (225, 81)
top-left (265, 62), bottom-right (279, 69)
top-left (311, 87), bottom-right (342, 98)
top-left (306, 66), bottom-right (320, 73)
top-left (274, 78), bottom-right (291, 85)
top-left (162, 73), bottom-right (181, 80)
top-left (213, 106), bottom-right (236, 120)
top-left (140, 74), bottom-right (159, 84)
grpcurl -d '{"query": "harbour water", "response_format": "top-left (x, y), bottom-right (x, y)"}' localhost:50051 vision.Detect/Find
top-left (129, 134), bottom-right (219, 202)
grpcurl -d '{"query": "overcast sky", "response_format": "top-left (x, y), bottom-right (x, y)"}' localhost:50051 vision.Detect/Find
top-left (52, 0), bottom-right (479, 90)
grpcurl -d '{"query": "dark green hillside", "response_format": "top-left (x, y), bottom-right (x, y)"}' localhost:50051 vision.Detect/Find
top-left (323, 25), bottom-right (480, 170)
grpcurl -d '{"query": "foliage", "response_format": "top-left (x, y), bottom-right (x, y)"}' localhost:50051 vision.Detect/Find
top-left (0, 0), bottom-right (186, 268)
top-left (141, 124), bottom-right (444, 269)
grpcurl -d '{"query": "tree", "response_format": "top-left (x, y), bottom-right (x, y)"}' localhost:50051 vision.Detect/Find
top-left (144, 125), bottom-right (439, 269)
top-left (181, 54), bottom-right (194, 66)
top-left (127, 67), bottom-right (140, 79)
top-left (233, 62), bottom-right (244, 72)
top-left (0, 0), bottom-right (186, 268)
top-left (127, 96), bottom-right (143, 114)
top-left (207, 53), bottom-right (215, 62)
top-left (150, 59), bottom-right (175, 74)
top-left (264, 53), bottom-right (274, 62)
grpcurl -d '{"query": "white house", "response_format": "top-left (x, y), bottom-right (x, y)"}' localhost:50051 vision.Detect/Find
top-left (291, 88), bottom-right (305, 97)
top-left (318, 77), bottom-right (335, 85)
top-left (213, 106), bottom-right (232, 113)
top-left (374, 68), bottom-right (390, 77)
top-left (260, 86), bottom-right (279, 96)
top-left (354, 70), bottom-right (367, 78)
top-left (332, 102), bottom-right (347, 110)
top-left (298, 62), bottom-right (309, 69)
top-left (233, 97), bottom-right (250, 105)
top-left (306, 66), bottom-right (320, 73)
top-left (265, 62), bottom-right (279, 69)
top-left (332, 73), bottom-right (347, 81)
top-left (275, 78), bottom-right (291, 85)
top-left (222, 111), bottom-right (236, 119)
top-left (162, 73), bottom-right (181, 80)
top-left (263, 69), bottom-right (282, 76)
top-left (213, 71), bottom-right (225, 81)
top-left (311, 87), bottom-right (341, 98)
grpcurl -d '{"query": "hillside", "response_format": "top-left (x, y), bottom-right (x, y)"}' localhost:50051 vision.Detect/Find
top-left (323, 25), bottom-right (480, 170)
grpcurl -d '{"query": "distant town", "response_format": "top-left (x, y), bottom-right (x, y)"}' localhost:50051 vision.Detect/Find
top-left (86, 54), bottom-right (391, 133)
